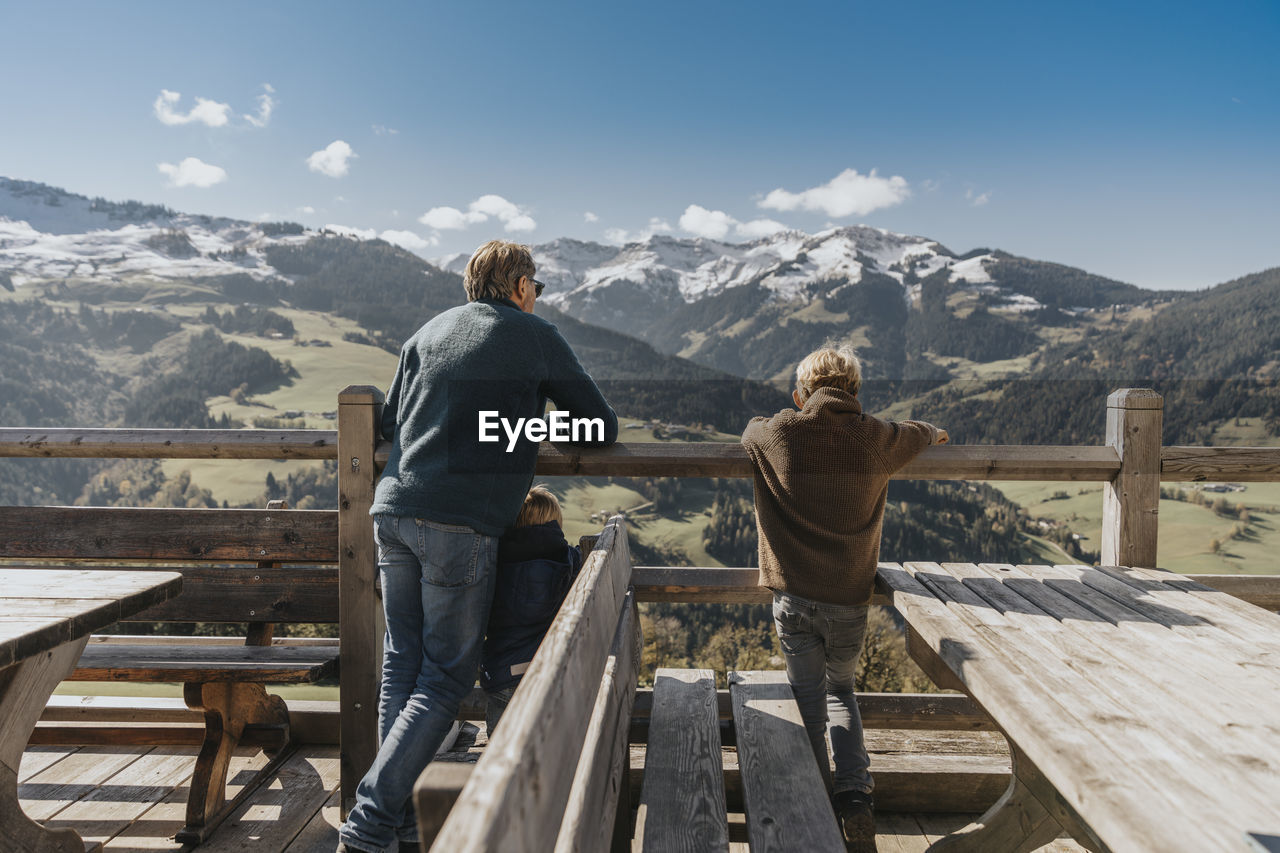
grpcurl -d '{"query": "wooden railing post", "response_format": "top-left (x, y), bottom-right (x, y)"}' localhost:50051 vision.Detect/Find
top-left (1101, 388), bottom-right (1163, 569)
top-left (338, 384), bottom-right (384, 816)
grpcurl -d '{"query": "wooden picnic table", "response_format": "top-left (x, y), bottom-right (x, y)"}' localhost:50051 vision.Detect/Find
top-left (877, 561), bottom-right (1280, 853)
top-left (0, 568), bottom-right (182, 853)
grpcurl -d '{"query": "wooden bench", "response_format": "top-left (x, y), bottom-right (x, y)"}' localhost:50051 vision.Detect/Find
top-left (878, 560), bottom-right (1280, 853)
top-left (0, 503), bottom-right (341, 845)
top-left (414, 516), bottom-right (641, 852)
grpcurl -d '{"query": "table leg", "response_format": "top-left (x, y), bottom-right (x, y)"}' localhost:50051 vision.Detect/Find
top-left (0, 637), bottom-right (96, 853)
top-left (927, 746), bottom-right (1066, 853)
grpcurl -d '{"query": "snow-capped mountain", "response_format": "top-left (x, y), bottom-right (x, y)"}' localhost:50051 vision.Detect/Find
top-left (0, 178), bottom-right (313, 290)
top-left (440, 226), bottom-right (1003, 309)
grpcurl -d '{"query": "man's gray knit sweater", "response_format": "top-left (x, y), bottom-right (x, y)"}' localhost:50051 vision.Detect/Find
top-left (372, 298), bottom-right (617, 536)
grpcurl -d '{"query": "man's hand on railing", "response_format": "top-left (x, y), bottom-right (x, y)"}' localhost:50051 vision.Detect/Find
top-left (935, 429), bottom-right (950, 445)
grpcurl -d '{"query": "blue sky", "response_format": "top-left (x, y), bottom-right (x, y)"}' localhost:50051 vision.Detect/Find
top-left (1, 0), bottom-right (1276, 289)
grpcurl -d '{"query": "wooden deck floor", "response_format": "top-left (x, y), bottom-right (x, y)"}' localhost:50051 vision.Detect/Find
top-left (20, 735), bottom-right (1084, 852)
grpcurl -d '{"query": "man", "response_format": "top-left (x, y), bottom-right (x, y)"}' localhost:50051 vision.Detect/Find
top-left (741, 345), bottom-right (946, 852)
top-left (337, 240), bottom-right (618, 853)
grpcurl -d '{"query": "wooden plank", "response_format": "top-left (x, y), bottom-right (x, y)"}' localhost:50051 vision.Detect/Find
top-left (71, 644), bottom-right (339, 683)
top-left (1160, 446), bottom-right (1280, 482)
top-left (522, 442), bottom-right (1121, 481)
top-left (632, 566), bottom-right (894, 605)
top-left (629, 689), bottom-right (994, 733)
top-left (729, 670), bottom-right (845, 853)
top-left (18, 746), bottom-right (152, 821)
top-left (1004, 564), bottom-right (1280, 743)
top-left (875, 813), bottom-right (932, 853)
top-left (281, 788), bottom-right (342, 853)
top-left (19, 747), bottom-right (78, 783)
top-left (429, 517), bottom-right (632, 853)
top-left (40, 695), bottom-right (340, 745)
top-left (337, 384), bottom-right (383, 816)
top-left (0, 427), bottom-right (338, 460)
top-left (1100, 388), bottom-right (1162, 569)
top-left (635, 668), bottom-right (729, 853)
top-left (0, 570), bottom-right (181, 669)
top-left (194, 749), bottom-right (340, 853)
top-left (555, 591), bottom-right (641, 853)
top-left (879, 563), bottom-right (1213, 852)
top-left (1185, 574), bottom-right (1280, 611)
top-left (124, 566), bottom-right (339, 623)
top-left (99, 747), bottom-right (270, 851)
top-left (41, 747), bottom-right (196, 848)
top-left (0, 507), bottom-right (339, 562)
top-left (899, 561), bottom-right (1274, 852)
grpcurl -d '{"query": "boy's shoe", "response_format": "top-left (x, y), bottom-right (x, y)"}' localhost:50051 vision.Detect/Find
top-left (399, 843), bottom-right (422, 853)
top-left (832, 790), bottom-right (876, 852)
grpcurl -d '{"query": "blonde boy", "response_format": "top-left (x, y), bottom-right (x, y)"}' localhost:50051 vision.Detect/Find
top-left (741, 345), bottom-right (946, 850)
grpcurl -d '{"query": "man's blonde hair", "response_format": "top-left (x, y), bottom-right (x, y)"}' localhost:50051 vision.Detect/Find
top-left (794, 345), bottom-right (862, 405)
top-left (463, 240), bottom-right (535, 302)
top-left (515, 484), bottom-right (563, 527)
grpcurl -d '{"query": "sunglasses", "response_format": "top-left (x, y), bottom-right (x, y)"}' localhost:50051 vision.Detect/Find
top-left (530, 278), bottom-right (545, 297)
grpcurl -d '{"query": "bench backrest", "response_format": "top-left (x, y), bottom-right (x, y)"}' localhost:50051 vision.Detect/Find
top-left (0, 505), bottom-right (339, 623)
top-left (420, 516), bottom-right (640, 853)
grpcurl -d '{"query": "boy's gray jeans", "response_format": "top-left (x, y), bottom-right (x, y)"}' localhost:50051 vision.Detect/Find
top-left (772, 590), bottom-right (874, 795)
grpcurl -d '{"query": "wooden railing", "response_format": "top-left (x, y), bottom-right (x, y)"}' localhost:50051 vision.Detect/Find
top-left (5, 385), bottom-right (1280, 816)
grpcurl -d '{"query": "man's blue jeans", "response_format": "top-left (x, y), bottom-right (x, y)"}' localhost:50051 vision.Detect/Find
top-left (772, 590), bottom-right (873, 796)
top-left (338, 515), bottom-right (498, 853)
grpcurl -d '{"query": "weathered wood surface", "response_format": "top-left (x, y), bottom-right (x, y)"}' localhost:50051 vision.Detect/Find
top-left (71, 644), bottom-right (338, 683)
top-left (0, 570), bottom-right (182, 669)
top-left (1183, 573), bottom-right (1280, 610)
top-left (428, 517), bottom-right (631, 853)
top-left (336, 384), bottom-right (383, 815)
top-left (631, 565), bottom-right (893, 605)
top-left (635, 668), bottom-right (729, 853)
top-left (504, 442), bottom-right (1124, 481)
top-left (729, 670), bottom-right (845, 853)
top-left (1160, 445), bottom-right (1280, 481)
top-left (1101, 388), bottom-right (1162, 569)
top-left (631, 688), bottom-right (994, 733)
top-left (554, 591), bottom-right (641, 853)
top-left (0, 427), bottom-right (338, 459)
top-left (1, 639), bottom-right (95, 853)
top-left (0, 506), bottom-right (339, 562)
top-left (879, 560), bottom-right (1280, 853)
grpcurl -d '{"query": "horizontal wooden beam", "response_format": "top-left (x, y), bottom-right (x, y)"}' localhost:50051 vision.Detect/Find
top-left (1185, 574), bottom-right (1280, 610)
top-left (632, 566), bottom-right (892, 606)
top-left (378, 441), bottom-right (1124, 481)
top-left (0, 428), bottom-right (338, 459)
top-left (1161, 446), bottom-right (1280, 482)
top-left (0, 506), bottom-right (339, 562)
top-left (37, 696), bottom-right (338, 744)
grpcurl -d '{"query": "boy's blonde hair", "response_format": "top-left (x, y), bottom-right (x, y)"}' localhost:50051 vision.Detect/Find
top-left (463, 240), bottom-right (536, 302)
top-left (515, 484), bottom-right (563, 527)
top-left (794, 344), bottom-right (862, 405)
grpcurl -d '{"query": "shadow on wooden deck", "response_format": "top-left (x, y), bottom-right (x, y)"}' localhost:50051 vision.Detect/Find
top-left (20, 734), bottom-right (1085, 852)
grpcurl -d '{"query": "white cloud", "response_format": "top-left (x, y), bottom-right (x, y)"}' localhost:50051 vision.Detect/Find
top-left (324, 224), bottom-right (376, 239)
top-left (678, 204), bottom-right (790, 241)
top-left (966, 189), bottom-right (991, 207)
top-left (759, 167), bottom-right (909, 217)
top-left (297, 205), bottom-right (316, 215)
top-left (380, 229), bottom-right (437, 252)
top-left (307, 140), bottom-right (356, 178)
top-left (604, 218), bottom-right (674, 245)
top-left (154, 89), bottom-right (232, 127)
top-left (583, 211), bottom-right (599, 223)
top-left (372, 124), bottom-right (399, 136)
top-left (679, 205), bottom-right (735, 240)
top-left (157, 157), bottom-right (227, 188)
top-left (417, 194), bottom-right (537, 233)
top-left (735, 217), bottom-right (789, 239)
top-left (244, 84), bottom-right (275, 128)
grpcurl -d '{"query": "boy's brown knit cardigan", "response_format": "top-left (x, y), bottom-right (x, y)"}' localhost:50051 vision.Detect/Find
top-left (741, 387), bottom-right (941, 606)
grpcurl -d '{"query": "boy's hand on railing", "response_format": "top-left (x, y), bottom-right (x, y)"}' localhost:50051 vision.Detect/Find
top-left (935, 429), bottom-right (950, 445)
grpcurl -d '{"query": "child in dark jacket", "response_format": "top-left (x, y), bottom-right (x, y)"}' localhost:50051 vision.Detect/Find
top-left (481, 484), bottom-right (582, 734)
